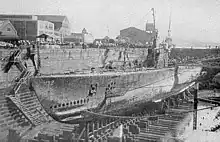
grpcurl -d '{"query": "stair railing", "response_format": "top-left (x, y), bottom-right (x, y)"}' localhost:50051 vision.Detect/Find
top-left (14, 49), bottom-right (22, 61)
top-left (35, 108), bottom-right (48, 123)
top-left (13, 71), bottom-right (31, 94)
top-left (7, 95), bottom-right (35, 126)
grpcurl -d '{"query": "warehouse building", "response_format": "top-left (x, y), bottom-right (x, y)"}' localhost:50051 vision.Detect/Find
top-left (0, 14), bottom-right (71, 41)
top-left (0, 20), bottom-right (18, 41)
top-left (120, 23), bottom-right (156, 45)
top-left (37, 15), bottom-right (71, 39)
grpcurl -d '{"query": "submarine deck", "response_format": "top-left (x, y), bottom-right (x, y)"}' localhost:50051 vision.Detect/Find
top-left (35, 67), bottom-right (173, 78)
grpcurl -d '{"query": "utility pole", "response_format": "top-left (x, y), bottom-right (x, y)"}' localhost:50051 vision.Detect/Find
top-left (168, 8), bottom-right (172, 38)
top-left (152, 8), bottom-right (156, 31)
top-left (151, 8), bottom-right (157, 45)
top-left (151, 8), bottom-right (157, 67)
top-left (193, 83), bottom-right (199, 130)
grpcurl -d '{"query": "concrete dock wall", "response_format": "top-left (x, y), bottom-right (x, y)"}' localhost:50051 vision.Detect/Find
top-left (38, 48), bottom-right (148, 74)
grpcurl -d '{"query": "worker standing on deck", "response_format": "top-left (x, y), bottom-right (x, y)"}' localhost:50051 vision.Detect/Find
top-left (155, 48), bottom-right (160, 68)
top-left (105, 61), bottom-right (113, 70)
top-left (31, 44), bottom-right (37, 71)
top-left (26, 44), bottom-right (37, 73)
top-left (87, 84), bottom-right (97, 97)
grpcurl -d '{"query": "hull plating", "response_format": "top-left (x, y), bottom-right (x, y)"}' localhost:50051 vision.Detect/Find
top-left (31, 66), bottom-right (201, 122)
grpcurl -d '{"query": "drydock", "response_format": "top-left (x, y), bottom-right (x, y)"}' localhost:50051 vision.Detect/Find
top-left (0, 46), bottom-right (220, 142)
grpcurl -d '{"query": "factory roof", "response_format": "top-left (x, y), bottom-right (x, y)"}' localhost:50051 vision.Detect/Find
top-left (37, 15), bottom-right (67, 23)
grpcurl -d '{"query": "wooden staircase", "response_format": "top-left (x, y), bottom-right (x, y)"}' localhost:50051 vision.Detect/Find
top-left (0, 88), bottom-right (31, 141)
top-left (6, 95), bottom-right (42, 126)
top-left (12, 70), bottom-right (31, 94)
top-left (2, 46), bottom-right (51, 128)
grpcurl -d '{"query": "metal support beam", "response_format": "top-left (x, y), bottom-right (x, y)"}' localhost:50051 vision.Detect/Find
top-left (193, 83), bottom-right (198, 130)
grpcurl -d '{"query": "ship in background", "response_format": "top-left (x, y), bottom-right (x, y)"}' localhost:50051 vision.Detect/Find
top-left (1, 8), bottom-right (202, 124)
top-left (199, 57), bottom-right (220, 89)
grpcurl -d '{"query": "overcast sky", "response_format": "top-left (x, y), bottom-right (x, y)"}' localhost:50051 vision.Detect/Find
top-left (0, 0), bottom-right (220, 43)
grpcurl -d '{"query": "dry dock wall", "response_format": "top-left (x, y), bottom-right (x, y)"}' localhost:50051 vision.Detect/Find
top-left (38, 48), bottom-right (149, 74)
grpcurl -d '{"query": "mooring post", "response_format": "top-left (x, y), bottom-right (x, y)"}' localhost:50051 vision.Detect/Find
top-left (193, 83), bottom-right (199, 130)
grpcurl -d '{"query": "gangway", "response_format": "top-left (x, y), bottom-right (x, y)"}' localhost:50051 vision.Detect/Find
top-left (2, 49), bottom-right (22, 73)
top-left (2, 46), bottom-right (45, 127)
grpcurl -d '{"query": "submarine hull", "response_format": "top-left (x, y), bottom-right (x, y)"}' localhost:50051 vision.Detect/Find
top-left (31, 66), bottom-right (201, 123)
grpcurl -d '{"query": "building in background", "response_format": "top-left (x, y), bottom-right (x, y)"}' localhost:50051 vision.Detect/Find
top-left (37, 15), bottom-right (71, 41)
top-left (0, 15), bottom-right (37, 21)
top-left (0, 20), bottom-right (18, 41)
top-left (0, 14), bottom-right (71, 41)
top-left (64, 33), bottom-right (83, 44)
top-left (82, 28), bottom-right (88, 34)
top-left (64, 28), bottom-right (94, 45)
top-left (10, 19), bottom-right (54, 41)
top-left (120, 27), bottom-right (154, 45)
top-left (0, 15), bottom-right (54, 41)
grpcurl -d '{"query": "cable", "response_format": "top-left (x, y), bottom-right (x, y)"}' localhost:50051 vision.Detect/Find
top-left (83, 105), bottom-right (220, 119)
